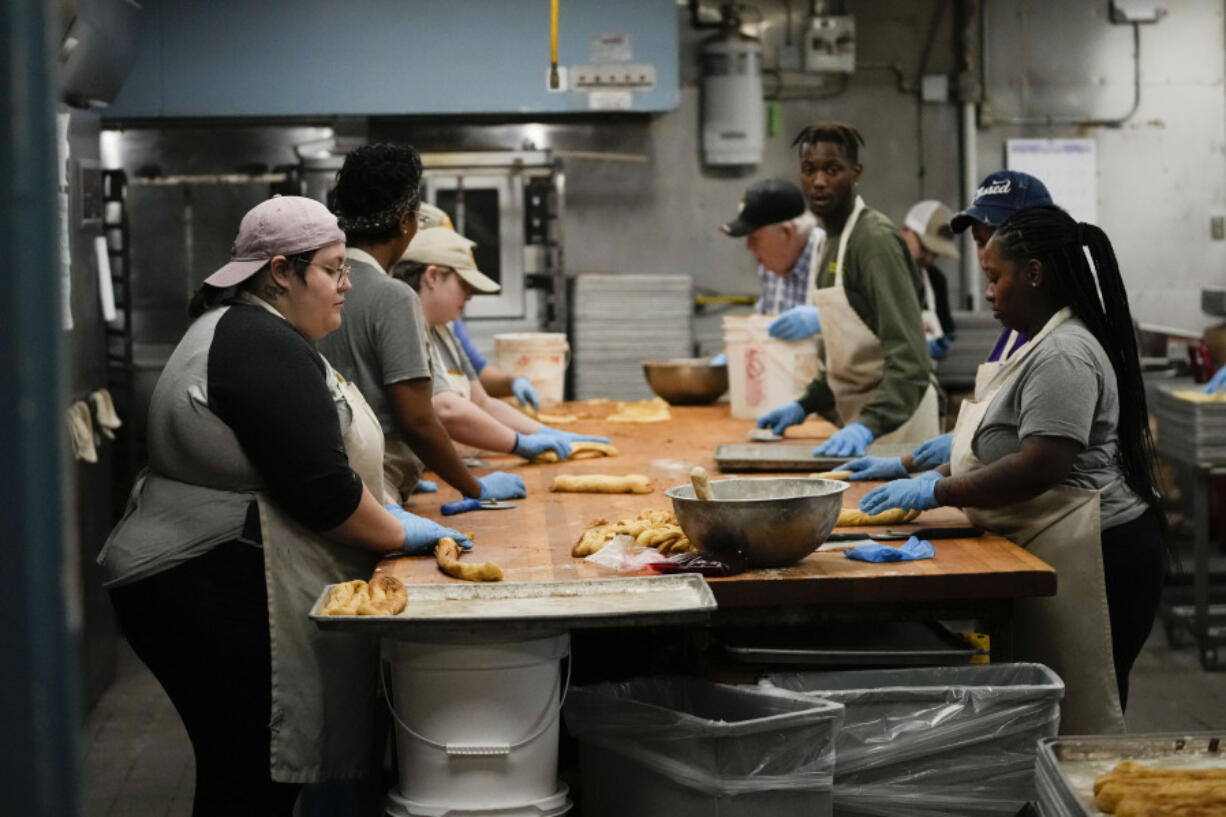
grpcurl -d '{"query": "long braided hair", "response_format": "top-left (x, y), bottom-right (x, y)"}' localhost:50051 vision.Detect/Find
top-left (993, 205), bottom-right (1161, 510)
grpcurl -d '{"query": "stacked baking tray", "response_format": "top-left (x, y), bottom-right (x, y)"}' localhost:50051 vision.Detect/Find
top-left (1035, 732), bottom-right (1226, 817)
top-left (571, 274), bottom-right (694, 400)
top-left (1149, 379), bottom-right (1226, 463)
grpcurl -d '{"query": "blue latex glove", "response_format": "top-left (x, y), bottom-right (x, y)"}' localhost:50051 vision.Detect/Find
top-left (478, 471), bottom-right (527, 501)
top-left (928, 335), bottom-right (953, 360)
top-left (842, 455), bottom-right (907, 482)
top-left (859, 477), bottom-right (940, 517)
top-left (813, 422), bottom-right (874, 457)
top-left (910, 433), bottom-right (953, 470)
top-left (710, 352), bottom-right (728, 366)
top-left (914, 470), bottom-right (943, 482)
top-left (511, 376), bottom-right (540, 410)
top-left (383, 503), bottom-right (472, 553)
top-left (768, 305), bottom-right (821, 340)
top-left (1204, 364), bottom-right (1226, 394)
top-left (844, 536), bottom-right (936, 563)
top-left (756, 401), bottom-right (807, 436)
top-left (512, 431), bottom-right (571, 461)
top-left (413, 480), bottom-right (438, 494)
top-left (539, 426), bottom-right (611, 444)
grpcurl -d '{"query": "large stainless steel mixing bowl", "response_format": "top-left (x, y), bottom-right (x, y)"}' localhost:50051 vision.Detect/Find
top-left (642, 359), bottom-right (729, 405)
top-left (665, 477), bottom-right (849, 568)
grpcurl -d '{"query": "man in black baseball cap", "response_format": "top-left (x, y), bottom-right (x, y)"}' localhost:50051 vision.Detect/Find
top-left (720, 178), bottom-right (824, 316)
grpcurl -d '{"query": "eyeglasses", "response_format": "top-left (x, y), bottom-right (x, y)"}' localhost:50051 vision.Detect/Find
top-left (300, 259), bottom-right (352, 285)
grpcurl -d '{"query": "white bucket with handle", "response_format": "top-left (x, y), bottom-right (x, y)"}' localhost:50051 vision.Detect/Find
top-left (493, 333), bottom-right (571, 406)
top-left (382, 634), bottom-right (572, 815)
top-left (723, 315), bottom-right (821, 420)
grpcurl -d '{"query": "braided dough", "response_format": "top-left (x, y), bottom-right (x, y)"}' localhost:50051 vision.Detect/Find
top-left (551, 474), bottom-right (653, 494)
top-left (532, 441), bottom-right (619, 464)
top-left (436, 537), bottom-right (503, 582)
top-left (573, 508), bottom-right (696, 557)
top-left (837, 507), bottom-right (921, 526)
top-left (1094, 760), bottom-right (1226, 814)
top-left (320, 576), bottom-right (408, 616)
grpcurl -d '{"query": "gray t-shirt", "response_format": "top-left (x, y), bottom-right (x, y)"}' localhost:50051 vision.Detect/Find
top-left (316, 251), bottom-right (434, 435)
top-left (973, 318), bottom-right (1148, 529)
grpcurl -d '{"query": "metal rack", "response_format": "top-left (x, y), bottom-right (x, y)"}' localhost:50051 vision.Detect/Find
top-left (101, 169), bottom-right (136, 497)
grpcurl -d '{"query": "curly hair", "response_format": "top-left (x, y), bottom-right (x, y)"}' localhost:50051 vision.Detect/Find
top-left (993, 205), bottom-right (1161, 511)
top-left (792, 121), bottom-right (866, 164)
top-left (328, 143), bottom-right (423, 244)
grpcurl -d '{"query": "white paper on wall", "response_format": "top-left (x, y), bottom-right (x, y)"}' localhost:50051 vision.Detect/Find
top-left (59, 192), bottom-right (73, 331)
top-left (1005, 138), bottom-right (1097, 225)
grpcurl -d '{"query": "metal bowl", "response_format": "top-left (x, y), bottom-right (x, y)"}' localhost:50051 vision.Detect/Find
top-left (642, 358), bottom-right (729, 405)
top-left (665, 477), bottom-right (849, 568)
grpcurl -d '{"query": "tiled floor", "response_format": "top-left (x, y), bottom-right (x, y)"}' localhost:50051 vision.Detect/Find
top-left (82, 624), bottom-right (1225, 817)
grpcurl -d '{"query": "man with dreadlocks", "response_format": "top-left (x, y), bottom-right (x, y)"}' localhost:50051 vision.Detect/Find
top-left (860, 205), bottom-right (1166, 734)
top-left (317, 143), bottom-right (525, 507)
top-left (757, 121), bottom-right (940, 456)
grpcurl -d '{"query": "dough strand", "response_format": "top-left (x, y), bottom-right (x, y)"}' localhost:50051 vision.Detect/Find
top-left (551, 474), bottom-right (653, 494)
top-left (435, 537), bottom-right (503, 582)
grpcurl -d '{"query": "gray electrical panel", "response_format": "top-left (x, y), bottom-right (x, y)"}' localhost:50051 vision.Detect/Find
top-left (804, 15), bottom-right (855, 73)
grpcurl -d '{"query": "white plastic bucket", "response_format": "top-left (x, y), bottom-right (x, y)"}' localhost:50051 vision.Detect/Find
top-left (493, 333), bottom-right (570, 406)
top-left (723, 315), bottom-right (821, 420)
top-left (382, 634), bottom-right (571, 813)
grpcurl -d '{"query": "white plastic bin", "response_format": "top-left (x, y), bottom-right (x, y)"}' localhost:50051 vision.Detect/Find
top-left (493, 333), bottom-right (570, 406)
top-left (382, 634), bottom-right (571, 815)
top-left (723, 315), bottom-right (820, 420)
top-left (760, 663), bottom-right (1064, 817)
top-left (564, 676), bottom-right (843, 817)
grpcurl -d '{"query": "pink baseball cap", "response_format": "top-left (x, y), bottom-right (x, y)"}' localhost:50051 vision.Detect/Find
top-left (204, 195), bottom-right (346, 288)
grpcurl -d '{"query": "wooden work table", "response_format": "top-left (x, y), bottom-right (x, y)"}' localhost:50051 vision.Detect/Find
top-left (378, 403), bottom-right (1055, 641)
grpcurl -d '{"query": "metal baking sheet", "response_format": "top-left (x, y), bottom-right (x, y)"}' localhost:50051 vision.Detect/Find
top-left (309, 574), bottom-right (716, 636)
top-left (1038, 733), bottom-right (1226, 816)
top-left (714, 442), bottom-right (915, 472)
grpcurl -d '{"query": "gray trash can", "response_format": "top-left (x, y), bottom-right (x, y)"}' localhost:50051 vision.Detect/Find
top-left (564, 676), bottom-right (844, 817)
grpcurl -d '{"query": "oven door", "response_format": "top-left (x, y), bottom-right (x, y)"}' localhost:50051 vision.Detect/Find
top-left (423, 173), bottom-right (524, 320)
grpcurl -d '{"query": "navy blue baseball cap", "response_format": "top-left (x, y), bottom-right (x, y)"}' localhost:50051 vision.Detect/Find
top-left (721, 179), bottom-right (807, 237)
top-left (950, 171), bottom-right (1053, 234)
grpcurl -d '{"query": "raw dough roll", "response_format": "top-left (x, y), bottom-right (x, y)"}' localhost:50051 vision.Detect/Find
top-left (836, 507), bottom-right (921, 526)
top-left (435, 537), bottom-right (503, 582)
top-left (320, 576), bottom-right (408, 616)
top-left (810, 470), bottom-right (852, 480)
top-left (551, 474), bottom-right (653, 494)
top-left (532, 441), bottom-right (619, 464)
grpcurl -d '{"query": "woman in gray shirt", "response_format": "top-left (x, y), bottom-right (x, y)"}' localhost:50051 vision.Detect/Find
top-left (860, 205), bottom-right (1164, 728)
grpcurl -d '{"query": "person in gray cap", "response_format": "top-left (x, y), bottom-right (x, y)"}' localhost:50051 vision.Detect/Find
top-left (720, 178), bottom-right (825, 317)
top-left (100, 196), bottom-right (473, 813)
top-left (901, 199), bottom-right (960, 360)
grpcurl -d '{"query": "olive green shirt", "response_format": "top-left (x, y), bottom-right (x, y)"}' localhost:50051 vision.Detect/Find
top-left (798, 205), bottom-right (934, 437)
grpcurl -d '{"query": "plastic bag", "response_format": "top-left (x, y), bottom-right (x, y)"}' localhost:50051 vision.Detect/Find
top-left (584, 534), bottom-right (671, 574)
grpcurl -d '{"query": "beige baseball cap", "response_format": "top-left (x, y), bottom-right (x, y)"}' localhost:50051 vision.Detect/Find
top-left (417, 201), bottom-right (455, 230)
top-left (904, 200), bottom-right (960, 259)
top-left (205, 196), bottom-right (345, 287)
top-left (402, 227), bottom-right (500, 294)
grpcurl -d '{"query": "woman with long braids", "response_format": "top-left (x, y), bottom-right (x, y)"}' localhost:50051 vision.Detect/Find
top-left (858, 205), bottom-right (1165, 734)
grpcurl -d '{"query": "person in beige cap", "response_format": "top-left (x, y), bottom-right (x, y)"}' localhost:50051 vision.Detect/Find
top-left (395, 227), bottom-right (605, 462)
top-left (901, 199), bottom-right (959, 359)
top-left (99, 195), bottom-right (472, 814)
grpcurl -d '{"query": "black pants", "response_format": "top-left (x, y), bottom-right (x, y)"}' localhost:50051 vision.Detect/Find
top-left (1100, 507), bottom-right (1167, 710)
top-left (110, 542), bottom-right (301, 817)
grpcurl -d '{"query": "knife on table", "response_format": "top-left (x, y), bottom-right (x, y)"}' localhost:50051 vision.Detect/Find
top-left (440, 498), bottom-right (517, 515)
top-left (824, 526), bottom-right (983, 543)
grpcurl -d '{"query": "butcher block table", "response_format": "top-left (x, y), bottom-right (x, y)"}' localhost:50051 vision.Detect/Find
top-left (377, 402), bottom-right (1056, 658)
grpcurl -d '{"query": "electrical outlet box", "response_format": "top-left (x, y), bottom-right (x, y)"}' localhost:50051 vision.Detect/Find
top-left (803, 15), bottom-right (855, 74)
top-left (1110, 0), bottom-right (1167, 23)
top-left (921, 74), bottom-right (949, 103)
top-left (571, 63), bottom-right (657, 90)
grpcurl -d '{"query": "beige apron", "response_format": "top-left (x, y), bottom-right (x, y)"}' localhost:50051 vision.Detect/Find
top-left (239, 296), bottom-right (392, 782)
top-left (974, 330), bottom-right (1026, 398)
top-left (949, 307), bottom-right (1125, 735)
top-left (435, 323), bottom-right (473, 400)
top-left (382, 438), bottom-right (425, 506)
top-left (808, 196), bottom-right (940, 445)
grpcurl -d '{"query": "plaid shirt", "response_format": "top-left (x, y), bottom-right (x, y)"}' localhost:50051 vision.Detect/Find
top-left (754, 228), bottom-right (824, 314)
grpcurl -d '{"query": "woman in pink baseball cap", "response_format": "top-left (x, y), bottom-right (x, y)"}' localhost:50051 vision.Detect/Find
top-left (100, 195), bottom-right (472, 814)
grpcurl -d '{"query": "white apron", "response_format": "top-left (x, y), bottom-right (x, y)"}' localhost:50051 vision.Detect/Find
top-left (808, 195), bottom-right (940, 445)
top-left (241, 296), bottom-right (392, 782)
top-left (949, 307), bottom-right (1125, 735)
top-left (921, 269), bottom-right (944, 342)
top-left (435, 323), bottom-right (473, 400)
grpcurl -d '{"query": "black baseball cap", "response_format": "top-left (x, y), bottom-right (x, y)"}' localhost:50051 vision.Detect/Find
top-left (720, 179), bottom-right (807, 237)
top-left (950, 170), bottom-right (1054, 233)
